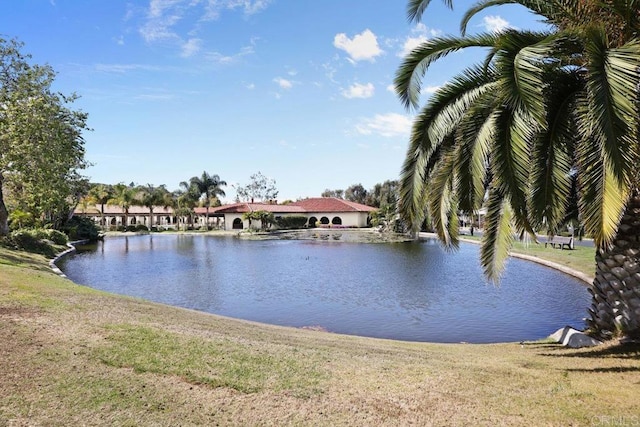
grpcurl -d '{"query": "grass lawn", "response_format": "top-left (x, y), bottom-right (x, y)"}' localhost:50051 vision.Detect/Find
top-left (1, 244), bottom-right (639, 426)
top-left (459, 234), bottom-right (596, 281)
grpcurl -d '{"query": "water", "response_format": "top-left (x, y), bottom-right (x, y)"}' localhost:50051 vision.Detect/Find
top-left (58, 234), bottom-right (591, 343)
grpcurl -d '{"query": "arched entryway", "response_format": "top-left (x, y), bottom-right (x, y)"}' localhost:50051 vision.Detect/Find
top-left (308, 216), bottom-right (317, 227)
top-left (320, 216), bottom-right (330, 225)
top-left (331, 216), bottom-right (342, 225)
top-left (232, 218), bottom-right (243, 229)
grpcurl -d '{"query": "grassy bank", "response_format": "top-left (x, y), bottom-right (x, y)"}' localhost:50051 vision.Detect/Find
top-left (1, 245), bottom-right (639, 426)
top-left (458, 234), bottom-right (596, 280)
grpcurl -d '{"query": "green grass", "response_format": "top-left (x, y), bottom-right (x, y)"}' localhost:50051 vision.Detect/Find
top-left (2, 243), bottom-right (640, 425)
top-left (461, 235), bottom-right (596, 279)
top-left (95, 324), bottom-right (326, 396)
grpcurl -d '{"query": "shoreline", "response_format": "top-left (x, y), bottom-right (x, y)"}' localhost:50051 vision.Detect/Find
top-left (2, 242), bottom-right (638, 425)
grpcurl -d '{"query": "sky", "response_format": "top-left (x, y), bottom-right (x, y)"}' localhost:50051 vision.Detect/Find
top-left (1, 0), bottom-right (544, 203)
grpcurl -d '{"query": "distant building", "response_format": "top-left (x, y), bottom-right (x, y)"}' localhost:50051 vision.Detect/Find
top-left (74, 197), bottom-right (377, 231)
top-left (210, 197), bottom-right (377, 230)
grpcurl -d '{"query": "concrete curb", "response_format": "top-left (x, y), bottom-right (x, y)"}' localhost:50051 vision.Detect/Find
top-left (454, 235), bottom-right (594, 285)
top-left (49, 240), bottom-right (89, 278)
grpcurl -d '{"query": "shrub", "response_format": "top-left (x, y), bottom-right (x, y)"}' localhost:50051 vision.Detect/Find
top-left (8, 209), bottom-right (35, 229)
top-left (7, 229), bottom-right (55, 255)
top-left (10, 229), bottom-right (41, 250)
top-left (46, 229), bottom-right (68, 245)
top-left (276, 215), bottom-right (308, 230)
top-left (62, 216), bottom-right (100, 241)
top-left (136, 224), bottom-right (149, 232)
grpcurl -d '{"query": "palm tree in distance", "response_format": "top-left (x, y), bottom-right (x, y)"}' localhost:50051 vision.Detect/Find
top-left (396, 0), bottom-right (640, 339)
top-left (189, 171), bottom-right (226, 230)
top-left (108, 183), bottom-right (136, 229)
top-left (87, 184), bottom-right (113, 229)
top-left (139, 184), bottom-right (171, 230)
top-left (174, 181), bottom-right (200, 230)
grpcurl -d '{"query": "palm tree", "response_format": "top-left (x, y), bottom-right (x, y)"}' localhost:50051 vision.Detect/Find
top-left (139, 184), bottom-right (171, 230)
top-left (108, 183), bottom-right (136, 229)
top-left (175, 181), bottom-right (199, 230)
top-left (396, 0), bottom-right (640, 339)
top-left (87, 184), bottom-right (112, 229)
top-left (189, 171), bottom-right (226, 230)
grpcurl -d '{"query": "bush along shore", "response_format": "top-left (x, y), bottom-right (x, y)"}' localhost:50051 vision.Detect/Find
top-left (1, 241), bottom-right (640, 425)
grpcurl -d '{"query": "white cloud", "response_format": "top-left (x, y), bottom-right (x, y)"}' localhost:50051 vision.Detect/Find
top-left (400, 35), bottom-right (427, 58)
top-left (423, 85), bottom-right (441, 95)
top-left (94, 63), bottom-right (162, 73)
top-left (398, 23), bottom-right (441, 58)
top-left (483, 15), bottom-right (511, 33)
top-left (205, 39), bottom-right (257, 65)
top-left (355, 113), bottom-right (412, 137)
top-left (342, 82), bottom-right (375, 99)
top-left (181, 38), bottom-right (202, 57)
top-left (386, 84), bottom-right (396, 93)
top-left (333, 29), bottom-right (382, 62)
top-left (203, 0), bottom-right (272, 20)
top-left (273, 77), bottom-right (293, 90)
top-left (246, 83), bottom-right (255, 90)
top-left (139, 0), bottom-right (270, 57)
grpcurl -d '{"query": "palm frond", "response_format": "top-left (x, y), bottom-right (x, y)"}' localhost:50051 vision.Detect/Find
top-left (398, 134), bottom-right (430, 233)
top-left (584, 28), bottom-right (639, 185)
top-left (527, 74), bottom-right (578, 232)
top-left (460, 1), bottom-right (571, 35)
top-left (426, 149), bottom-right (459, 249)
top-left (575, 94), bottom-right (629, 248)
top-left (492, 30), bottom-right (551, 115)
top-left (453, 99), bottom-right (493, 213)
top-left (480, 185), bottom-right (514, 282)
top-left (427, 80), bottom-right (497, 146)
top-left (407, 0), bottom-right (453, 23)
top-left (395, 33), bottom-right (500, 110)
top-left (487, 107), bottom-right (532, 236)
top-left (398, 67), bottom-right (496, 230)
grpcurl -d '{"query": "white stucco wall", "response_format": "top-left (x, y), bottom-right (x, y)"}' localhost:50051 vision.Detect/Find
top-left (221, 211), bottom-right (371, 230)
top-left (305, 211), bottom-right (370, 228)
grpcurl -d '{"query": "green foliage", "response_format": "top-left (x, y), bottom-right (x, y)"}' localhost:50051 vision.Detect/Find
top-left (61, 216), bottom-right (100, 241)
top-left (396, 0), bottom-right (640, 280)
top-left (6, 228), bottom-right (66, 255)
top-left (276, 215), bottom-right (308, 229)
top-left (8, 209), bottom-right (35, 229)
top-left (0, 37), bottom-right (90, 236)
top-left (45, 229), bottom-right (68, 245)
top-left (242, 210), bottom-right (275, 230)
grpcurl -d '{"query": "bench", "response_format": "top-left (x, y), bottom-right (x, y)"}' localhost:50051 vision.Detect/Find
top-left (544, 235), bottom-right (574, 250)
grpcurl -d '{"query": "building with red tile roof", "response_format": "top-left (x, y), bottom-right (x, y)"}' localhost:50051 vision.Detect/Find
top-left (75, 197), bottom-right (377, 231)
top-left (209, 197), bottom-right (376, 230)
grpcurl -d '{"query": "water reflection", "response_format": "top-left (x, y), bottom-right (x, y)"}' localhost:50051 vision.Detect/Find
top-left (58, 234), bottom-right (590, 343)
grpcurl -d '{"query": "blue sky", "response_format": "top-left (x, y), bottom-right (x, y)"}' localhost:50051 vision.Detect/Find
top-left (1, 1), bottom-right (543, 202)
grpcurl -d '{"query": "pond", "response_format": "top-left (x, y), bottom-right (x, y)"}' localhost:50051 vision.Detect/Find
top-left (58, 234), bottom-right (590, 343)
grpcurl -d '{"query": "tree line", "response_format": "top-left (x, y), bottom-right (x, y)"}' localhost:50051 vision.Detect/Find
top-left (78, 171), bottom-right (280, 231)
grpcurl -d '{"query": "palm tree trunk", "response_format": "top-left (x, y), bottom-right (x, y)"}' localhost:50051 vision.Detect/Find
top-left (587, 191), bottom-right (640, 339)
